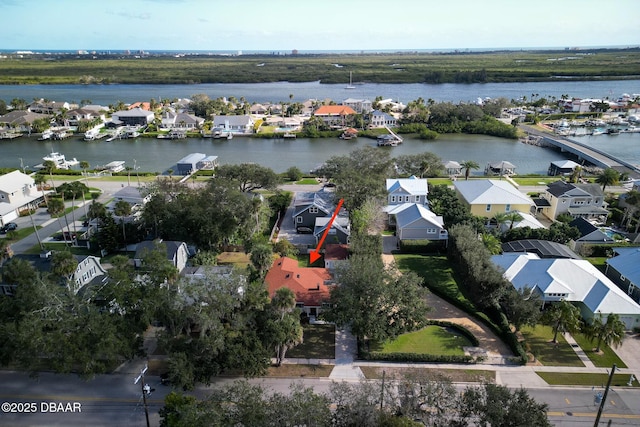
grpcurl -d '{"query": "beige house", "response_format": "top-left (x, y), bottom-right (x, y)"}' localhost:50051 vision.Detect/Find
top-left (535, 181), bottom-right (608, 221)
top-left (454, 179), bottom-right (534, 218)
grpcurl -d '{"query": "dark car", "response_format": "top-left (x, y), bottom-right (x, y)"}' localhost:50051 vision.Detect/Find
top-left (0, 222), bottom-right (17, 234)
top-left (296, 226), bottom-right (313, 234)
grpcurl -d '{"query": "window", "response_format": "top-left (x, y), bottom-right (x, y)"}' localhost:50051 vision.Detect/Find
top-left (296, 216), bottom-right (302, 223)
top-left (405, 195), bottom-right (411, 202)
top-left (414, 196), bottom-right (420, 202)
top-left (486, 204), bottom-right (491, 212)
top-left (621, 274), bottom-right (626, 282)
top-left (391, 195), bottom-right (396, 203)
top-left (505, 204), bottom-right (511, 212)
top-left (309, 206), bottom-right (318, 214)
top-left (426, 228), bottom-right (436, 234)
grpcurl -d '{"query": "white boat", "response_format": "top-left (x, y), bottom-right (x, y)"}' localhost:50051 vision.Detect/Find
top-left (283, 132), bottom-right (296, 139)
top-left (38, 129), bottom-right (53, 141)
top-left (345, 71), bottom-right (356, 89)
top-left (42, 151), bottom-right (79, 169)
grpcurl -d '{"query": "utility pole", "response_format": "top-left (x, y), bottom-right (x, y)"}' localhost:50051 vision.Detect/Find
top-left (594, 364), bottom-right (616, 427)
top-left (380, 370), bottom-right (386, 411)
top-left (134, 364), bottom-right (150, 427)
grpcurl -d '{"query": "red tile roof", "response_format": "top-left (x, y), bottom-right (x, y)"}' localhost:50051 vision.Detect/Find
top-left (265, 257), bottom-right (333, 307)
top-left (314, 105), bottom-right (357, 116)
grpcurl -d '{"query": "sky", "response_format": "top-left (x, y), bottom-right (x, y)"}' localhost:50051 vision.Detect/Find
top-left (1, 0), bottom-right (639, 52)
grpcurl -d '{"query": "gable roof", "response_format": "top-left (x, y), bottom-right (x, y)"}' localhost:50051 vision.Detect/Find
top-left (314, 105), bottom-right (357, 116)
top-left (394, 203), bottom-right (444, 229)
top-left (293, 191), bottom-right (338, 217)
top-left (0, 170), bottom-right (34, 194)
top-left (546, 181), bottom-right (604, 198)
top-left (314, 216), bottom-right (350, 238)
top-left (607, 248), bottom-right (640, 285)
top-left (501, 239), bottom-right (580, 259)
top-left (454, 179), bottom-right (533, 206)
top-left (264, 257), bottom-right (333, 307)
top-left (386, 176), bottom-right (428, 196)
top-left (569, 217), bottom-right (613, 241)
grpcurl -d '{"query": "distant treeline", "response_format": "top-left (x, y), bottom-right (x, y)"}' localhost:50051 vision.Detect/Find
top-left (1, 48), bottom-right (639, 85)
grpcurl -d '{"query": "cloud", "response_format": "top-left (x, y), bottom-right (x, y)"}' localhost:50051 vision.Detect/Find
top-left (111, 11), bottom-right (152, 20)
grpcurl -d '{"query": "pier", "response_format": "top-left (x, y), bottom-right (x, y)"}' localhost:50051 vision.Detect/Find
top-left (520, 124), bottom-right (640, 179)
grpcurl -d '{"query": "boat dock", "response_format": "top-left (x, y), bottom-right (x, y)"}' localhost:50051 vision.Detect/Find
top-left (377, 126), bottom-right (404, 146)
top-left (0, 132), bottom-right (22, 140)
top-left (520, 124), bottom-right (640, 178)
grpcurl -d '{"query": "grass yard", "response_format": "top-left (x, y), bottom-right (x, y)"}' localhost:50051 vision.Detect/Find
top-left (1, 226), bottom-right (40, 242)
top-left (521, 325), bottom-right (584, 367)
top-left (372, 325), bottom-right (472, 356)
top-left (295, 178), bottom-right (319, 185)
top-left (571, 333), bottom-right (627, 368)
top-left (536, 372), bottom-right (639, 387)
top-left (360, 366), bottom-right (495, 383)
top-left (287, 324), bottom-right (336, 360)
top-left (216, 251), bottom-right (250, 267)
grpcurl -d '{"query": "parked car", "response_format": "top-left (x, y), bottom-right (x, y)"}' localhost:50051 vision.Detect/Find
top-left (0, 222), bottom-right (17, 234)
top-left (296, 226), bottom-right (313, 234)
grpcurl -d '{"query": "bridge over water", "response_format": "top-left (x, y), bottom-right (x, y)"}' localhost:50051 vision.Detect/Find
top-left (519, 125), bottom-right (640, 179)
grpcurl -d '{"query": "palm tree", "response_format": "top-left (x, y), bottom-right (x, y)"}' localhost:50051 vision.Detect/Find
top-left (47, 197), bottom-right (69, 246)
top-left (595, 168), bottom-right (620, 192)
top-left (586, 313), bottom-right (625, 353)
top-left (543, 299), bottom-right (581, 343)
top-left (79, 161), bottom-right (90, 219)
top-left (504, 211), bottom-right (524, 230)
top-left (481, 233), bottom-right (502, 255)
top-left (461, 160), bottom-right (480, 180)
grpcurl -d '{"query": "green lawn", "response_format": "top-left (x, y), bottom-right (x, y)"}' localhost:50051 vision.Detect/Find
top-left (1, 226), bottom-right (41, 242)
top-left (295, 178), bottom-right (319, 185)
top-left (521, 325), bottom-right (584, 367)
top-left (286, 324), bottom-right (336, 359)
top-left (372, 326), bottom-right (472, 356)
top-left (571, 333), bottom-right (627, 368)
top-left (537, 372), bottom-right (639, 387)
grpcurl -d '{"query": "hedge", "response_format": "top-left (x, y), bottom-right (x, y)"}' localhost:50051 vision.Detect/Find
top-left (362, 352), bottom-right (475, 364)
top-left (427, 320), bottom-right (480, 347)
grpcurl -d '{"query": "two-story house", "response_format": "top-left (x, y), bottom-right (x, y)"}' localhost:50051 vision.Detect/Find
top-left (134, 240), bottom-right (190, 274)
top-left (161, 111), bottom-right (205, 129)
top-left (111, 107), bottom-right (155, 126)
top-left (369, 110), bottom-right (397, 128)
top-left (342, 98), bottom-right (372, 114)
top-left (386, 176), bottom-right (429, 206)
top-left (314, 216), bottom-right (351, 245)
top-left (313, 105), bottom-right (357, 127)
top-left (292, 190), bottom-right (345, 232)
top-left (27, 99), bottom-right (70, 115)
top-left (265, 256), bottom-right (333, 318)
top-left (212, 115), bottom-right (254, 134)
top-left (454, 179), bottom-right (534, 219)
top-left (536, 181), bottom-right (608, 221)
top-left (0, 170), bottom-right (49, 226)
top-left (605, 247), bottom-right (640, 305)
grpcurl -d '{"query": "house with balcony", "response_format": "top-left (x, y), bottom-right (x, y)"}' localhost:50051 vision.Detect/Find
top-left (369, 110), bottom-right (397, 128)
top-left (111, 107), bottom-right (155, 126)
top-left (453, 179), bottom-right (534, 219)
top-left (342, 98), bottom-right (372, 114)
top-left (535, 181), bottom-right (608, 221)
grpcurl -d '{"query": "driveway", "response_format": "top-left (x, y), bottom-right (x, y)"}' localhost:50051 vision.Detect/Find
top-left (276, 202), bottom-right (316, 248)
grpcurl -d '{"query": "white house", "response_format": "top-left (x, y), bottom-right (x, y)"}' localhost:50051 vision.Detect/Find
top-left (212, 115), bottom-right (254, 134)
top-left (160, 111), bottom-right (205, 129)
top-left (369, 110), bottom-right (397, 128)
top-left (0, 170), bottom-right (49, 226)
top-left (342, 98), bottom-right (373, 114)
top-left (493, 252), bottom-right (640, 329)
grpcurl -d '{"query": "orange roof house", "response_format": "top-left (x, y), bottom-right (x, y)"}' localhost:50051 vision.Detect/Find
top-left (313, 105), bottom-right (357, 117)
top-left (265, 257), bottom-right (333, 311)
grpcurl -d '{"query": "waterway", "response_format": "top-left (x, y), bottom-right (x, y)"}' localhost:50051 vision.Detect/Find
top-left (1, 80), bottom-right (638, 175)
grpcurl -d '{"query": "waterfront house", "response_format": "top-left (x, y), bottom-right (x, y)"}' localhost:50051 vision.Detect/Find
top-left (66, 108), bottom-right (106, 126)
top-left (212, 115), bottom-right (254, 134)
top-left (0, 110), bottom-right (51, 132)
top-left (386, 176), bottom-right (429, 206)
top-left (0, 170), bottom-right (50, 226)
top-left (160, 111), bottom-right (205, 129)
top-left (111, 107), bottom-right (154, 126)
top-left (342, 98), bottom-right (373, 114)
top-left (265, 256), bottom-right (333, 318)
top-left (453, 179), bottom-right (534, 219)
top-left (27, 99), bottom-right (70, 115)
top-left (134, 240), bottom-right (190, 274)
top-left (493, 252), bottom-right (640, 329)
top-left (536, 181), bottom-right (608, 221)
top-left (313, 105), bottom-right (357, 127)
top-left (605, 247), bottom-right (640, 305)
top-left (369, 110), bottom-right (397, 128)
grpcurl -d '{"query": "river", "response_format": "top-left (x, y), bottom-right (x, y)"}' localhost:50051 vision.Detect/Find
top-left (0, 80), bottom-right (638, 175)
